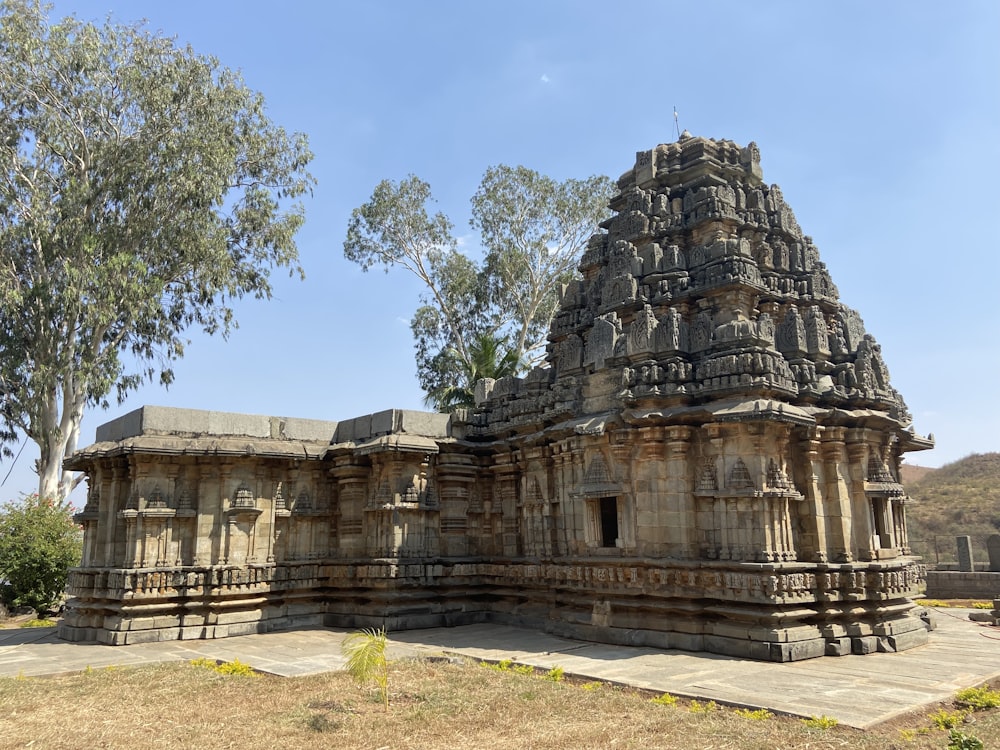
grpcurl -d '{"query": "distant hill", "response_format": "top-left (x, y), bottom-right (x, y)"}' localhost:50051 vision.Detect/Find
top-left (900, 463), bottom-right (935, 484)
top-left (903, 453), bottom-right (1000, 566)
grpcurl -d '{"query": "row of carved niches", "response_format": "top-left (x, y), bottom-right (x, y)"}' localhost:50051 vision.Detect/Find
top-left (554, 286), bottom-right (870, 363)
top-left (604, 183), bottom-right (806, 241)
top-left (367, 456), bottom-right (438, 511)
top-left (542, 305), bottom-right (905, 409)
top-left (104, 476), bottom-right (328, 517)
top-left (573, 238), bottom-right (836, 314)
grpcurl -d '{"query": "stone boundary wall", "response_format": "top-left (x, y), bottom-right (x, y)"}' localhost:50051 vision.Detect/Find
top-left (924, 570), bottom-right (1000, 599)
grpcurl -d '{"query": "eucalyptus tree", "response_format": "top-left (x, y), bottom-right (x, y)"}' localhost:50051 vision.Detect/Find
top-left (344, 168), bottom-right (612, 409)
top-left (0, 1), bottom-right (315, 499)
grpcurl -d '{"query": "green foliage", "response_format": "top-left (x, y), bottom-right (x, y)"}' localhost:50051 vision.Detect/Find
top-left (955, 686), bottom-right (1000, 710)
top-left (580, 681), bottom-right (603, 692)
top-left (971, 602), bottom-right (993, 609)
top-left (341, 627), bottom-right (389, 710)
top-left (344, 168), bottom-right (614, 410)
top-left (688, 699), bottom-right (719, 713)
top-left (0, 0), bottom-right (314, 499)
top-left (19, 618), bottom-right (55, 628)
top-left (544, 666), bottom-right (564, 683)
top-left (734, 707), bottom-right (773, 721)
top-left (0, 494), bottom-right (81, 615)
top-left (214, 659), bottom-right (258, 677)
top-left (929, 709), bottom-right (968, 730)
top-left (801, 714), bottom-right (838, 729)
top-left (947, 728), bottom-right (984, 750)
top-left (512, 664), bottom-right (535, 676)
top-left (189, 657), bottom-right (258, 677)
top-left (423, 331), bottom-right (523, 411)
top-left (915, 599), bottom-right (950, 608)
top-left (649, 692), bottom-right (678, 706)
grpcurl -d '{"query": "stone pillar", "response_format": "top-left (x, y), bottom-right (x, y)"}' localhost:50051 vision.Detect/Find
top-left (797, 426), bottom-right (827, 562)
top-left (957, 535), bottom-right (975, 572)
top-left (845, 432), bottom-right (875, 561)
top-left (820, 426), bottom-right (852, 562)
top-left (634, 426), bottom-right (664, 556)
top-left (665, 426), bottom-right (694, 559)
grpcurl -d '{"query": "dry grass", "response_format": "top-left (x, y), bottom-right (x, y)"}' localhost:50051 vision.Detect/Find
top-left (1, 659), bottom-right (999, 749)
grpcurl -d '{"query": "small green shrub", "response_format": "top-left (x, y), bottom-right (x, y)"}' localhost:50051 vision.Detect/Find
top-left (915, 599), bottom-right (950, 608)
top-left (947, 728), bottom-right (984, 750)
top-left (734, 707), bottom-right (773, 721)
top-left (544, 666), bottom-right (564, 682)
top-left (214, 659), bottom-right (257, 677)
top-left (802, 714), bottom-right (838, 729)
top-left (689, 700), bottom-right (718, 713)
top-left (649, 692), bottom-right (678, 707)
top-left (19, 618), bottom-right (56, 628)
top-left (580, 681), bottom-right (603, 692)
top-left (955, 686), bottom-right (1000, 710)
top-left (189, 657), bottom-right (258, 677)
top-left (971, 601), bottom-right (993, 609)
top-left (483, 658), bottom-right (513, 672)
top-left (929, 709), bottom-right (967, 730)
top-left (512, 664), bottom-right (535, 676)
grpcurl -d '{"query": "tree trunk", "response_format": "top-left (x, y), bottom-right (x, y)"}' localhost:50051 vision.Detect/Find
top-left (34, 383), bottom-right (84, 501)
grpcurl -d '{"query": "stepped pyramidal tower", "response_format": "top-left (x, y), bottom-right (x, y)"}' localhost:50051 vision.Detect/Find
top-left (62, 135), bottom-right (933, 661)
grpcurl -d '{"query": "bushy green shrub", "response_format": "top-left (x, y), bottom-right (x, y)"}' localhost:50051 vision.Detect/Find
top-left (545, 666), bottom-right (564, 682)
top-left (0, 494), bottom-right (82, 615)
top-left (947, 728), bottom-right (984, 750)
top-left (955, 686), bottom-right (1000, 711)
top-left (929, 708), bottom-right (967, 730)
top-left (649, 692), bottom-right (678, 706)
top-left (734, 707), bottom-right (773, 721)
top-left (190, 657), bottom-right (258, 677)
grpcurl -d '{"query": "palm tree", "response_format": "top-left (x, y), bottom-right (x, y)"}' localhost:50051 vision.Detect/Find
top-left (341, 627), bottom-right (390, 710)
top-left (424, 332), bottom-right (523, 412)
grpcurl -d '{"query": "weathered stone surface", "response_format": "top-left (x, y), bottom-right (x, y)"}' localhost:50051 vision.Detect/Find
top-left (957, 535), bottom-right (975, 572)
top-left (61, 136), bottom-right (933, 662)
top-left (988, 534), bottom-right (1000, 572)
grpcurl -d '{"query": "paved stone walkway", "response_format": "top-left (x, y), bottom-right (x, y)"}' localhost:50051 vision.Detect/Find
top-left (1, 608), bottom-right (998, 729)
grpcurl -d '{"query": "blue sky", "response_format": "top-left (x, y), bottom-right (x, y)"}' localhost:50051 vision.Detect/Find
top-left (3, 0), bottom-right (999, 499)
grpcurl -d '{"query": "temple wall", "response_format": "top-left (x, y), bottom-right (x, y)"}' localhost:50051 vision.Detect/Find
top-left (62, 406), bottom-right (927, 661)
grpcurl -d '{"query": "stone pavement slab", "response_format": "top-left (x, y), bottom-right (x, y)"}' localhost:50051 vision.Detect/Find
top-left (1, 609), bottom-right (998, 729)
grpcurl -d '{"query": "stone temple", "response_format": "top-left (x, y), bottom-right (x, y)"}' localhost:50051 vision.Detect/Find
top-left (61, 134), bottom-right (933, 661)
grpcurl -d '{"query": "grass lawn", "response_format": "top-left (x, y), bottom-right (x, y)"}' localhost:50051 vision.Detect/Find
top-left (1, 658), bottom-right (998, 749)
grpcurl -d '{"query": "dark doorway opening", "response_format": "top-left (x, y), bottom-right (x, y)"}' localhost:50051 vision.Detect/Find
top-left (599, 497), bottom-right (618, 548)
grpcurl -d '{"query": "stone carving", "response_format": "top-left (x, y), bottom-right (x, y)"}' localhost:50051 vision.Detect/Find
top-left (775, 306), bottom-right (808, 357)
top-left (62, 135), bottom-right (933, 664)
top-left (584, 314), bottom-right (620, 369)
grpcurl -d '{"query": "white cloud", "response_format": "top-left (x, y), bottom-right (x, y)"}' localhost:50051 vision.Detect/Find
top-left (540, 74), bottom-right (550, 84)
